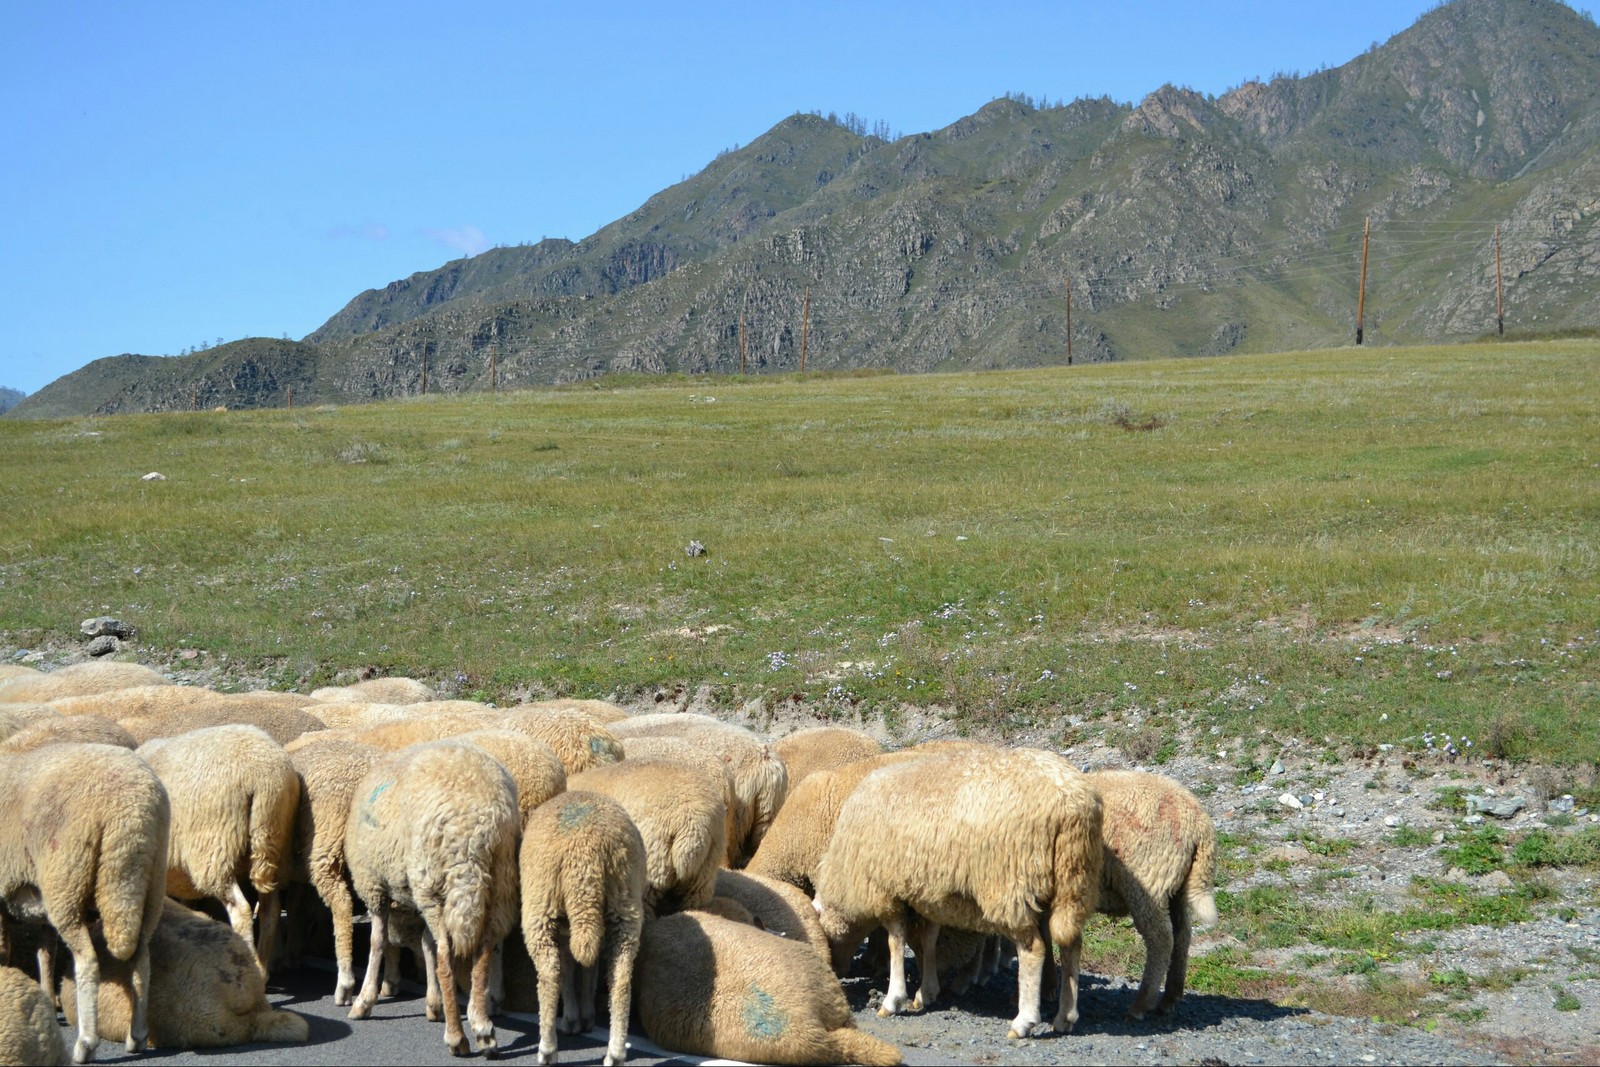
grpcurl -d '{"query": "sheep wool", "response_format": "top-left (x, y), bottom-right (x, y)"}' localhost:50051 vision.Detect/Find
top-left (345, 740), bottom-right (520, 1057)
top-left (814, 746), bottom-right (1102, 1039)
top-left (0, 715), bottom-right (137, 753)
top-left (0, 704), bottom-right (60, 744)
top-left (771, 726), bottom-right (884, 789)
top-left (309, 677), bottom-right (436, 705)
top-left (60, 900), bottom-right (308, 1049)
top-left (1088, 769), bottom-right (1219, 1018)
top-left (501, 705), bottom-right (625, 776)
top-left (455, 729), bottom-right (568, 826)
top-left (612, 735), bottom-right (740, 865)
top-left (0, 743), bottom-right (170, 1064)
top-left (0, 661), bottom-right (169, 704)
top-left (49, 685), bottom-right (315, 719)
top-left (712, 869), bottom-right (833, 967)
top-left (301, 702), bottom-right (413, 731)
top-left (520, 790), bottom-right (646, 1066)
top-left (120, 704), bottom-right (327, 747)
top-left (518, 697), bottom-right (630, 724)
top-left (137, 724), bottom-right (300, 974)
top-left (0, 965), bottom-right (66, 1065)
top-left (635, 911), bottom-right (901, 1066)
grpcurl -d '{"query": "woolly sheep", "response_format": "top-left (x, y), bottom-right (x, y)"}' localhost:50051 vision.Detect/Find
top-left (137, 725), bottom-right (300, 974)
top-left (1087, 769), bottom-right (1218, 1018)
top-left (283, 709), bottom-right (500, 754)
top-left (49, 685), bottom-right (314, 719)
top-left (712, 869), bottom-right (832, 966)
top-left (520, 790), bottom-right (646, 1066)
top-left (301, 701), bottom-right (414, 731)
top-left (568, 758), bottom-right (727, 915)
top-left (0, 704), bottom-right (60, 743)
top-left (0, 665), bottom-right (42, 682)
top-left (0, 662), bottom-right (169, 704)
top-left (285, 738), bottom-right (384, 1005)
top-left (310, 677), bottom-right (436, 704)
top-left (501, 705), bottom-right (626, 775)
top-left (0, 964), bottom-right (66, 1065)
top-left (60, 900), bottom-right (308, 1049)
top-left (456, 729), bottom-right (567, 825)
top-left (520, 697), bottom-right (630, 724)
top-left (635, 911), bottom-right (902, 1066)
top-left (608, 713), bottom-right (786, 866)
top-left (614, 735), bottom-right (740, 864)
top-left (771, 726), bottom-right (884, 788)
top-left (345, 740), bottom-right (520, 1056)
top-left (0, 715), bottom-right (136, 753)
top-left (120, 704), bottom-right (326, 747)
top-left (814, 746), bottom-right (1103, 1039)
top-left (0, 743), bottom-right (169, 1063)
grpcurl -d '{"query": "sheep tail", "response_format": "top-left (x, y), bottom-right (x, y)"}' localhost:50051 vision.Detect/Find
top-left (1185, 828), bottom-right (1219, 928)
top-left (250, 1007), bottom-right (311, 1043)
top-left (825, 1026), bottom-right (904, 1066)
top-left (97, 791), bottom-right (170, 962)
top-left (562, 872), bottom-right (607, 969)
top-left (247, 775), bottom-right (296, 894)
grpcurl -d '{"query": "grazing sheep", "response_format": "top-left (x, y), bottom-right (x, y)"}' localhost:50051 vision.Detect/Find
top-left (49, 686), bottom-right (314, 719)
top-left (0, 964), bottom-right (66, 1065)
top-left (137, 725), bottom-right (299, 973)
top-left (772, 726), bottom-right (884, 789)
top-left (521, 697), bottom-right (630, 724)
top-left (0, 665), bottom-right (42, 682)
top-left (615, 735), bottom-right (740, 864)
top-left (712, 869), bottom-right (832, 966)
top-left (1087, 770), bottom-right (1218, 1019)
top-left (608, 713), bottom-right (786, 866)
top-left (635, 911), bottom-right (901, 1066)
top-left (568, 759), bottom-right (727, 915)
top-left (310, 677), bottom-right (436, 705)
top-left (520, 790), bottom-right (645, 1066)
top-left (0, 715), bottom-right (136, 753)
top-left (345, 740), bottom-right (520, 1057)
top-left (285, 709), bottom-right (501, 754)
top-left (502, 705), bottom-right (625, 776)
top-left (0, 743), bottom-right (170, 1063)
top-left (302, 702), bottom-right (414, 731)
top-left (285, 739), bottom-right (384, 1005)
top-left (0, 704), bottom-right (59, 743)
top-left (60, 900), bottom-right (308, 1049)
top-left (814, 746), bottom-right (1102, 1039)
top-left (120, 704), bottom-right (327, 747)
top-left (455, 729), bottom-right (567, 825)
top-left (0, 662), bottom-right (169, 704)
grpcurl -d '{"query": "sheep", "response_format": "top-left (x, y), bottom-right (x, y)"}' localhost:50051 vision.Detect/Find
top-left (0, 743), bottom-right (169, 1063)
top-left (711, 869), bottom-right (832, 967)
top-left (520, 697), bottom-right (630, 724)
top-left (614, 735), bottom-right (740, 864)
top-left (59, 899), bottom-right (308, 1049)
top-left (49, 685), bottom-right (314, 719)
top-left (0, 704), bottom-right (59, 743)
top-left (310, 677), bottom-right (436, 704)
top-left (568, 758), bottom-right (727, 915)
top-left (455, 729), bottom-right (567, 825)
top-left (634, 910), bottom-right (902, 1066)
top-left (0, 665), bottom-right (42, 682)
top-left (1087, 769), bottom-right (1219, 1019)
top-left (137, 725), bottom-right (300, 974)
top-left (0, 964), bottom-right (66, 1065)
top-left (608, 713), bottom-right (787, 866)
top-left (0, 715), bottom-right (136, 753)
top-left (0, 662), bottom-right (169, 704)
top-left (345, 740), bottom-right (520, 1057)
top-left (285, 738), bottom-right (384, 1005)
top-left (120, 703), bottom-right (327, 747)
top-left (772, 726), bottom-right (884, 789)
top-left (520, 790), bottom-right (645, 1066)
top-left (302, 701), bottom-right (414, 730)
top-left (502, 705), bottom-right (626, 775)
top-left (813, 746), bottom-right (1103, 1039)
top-left (283, 708), bottom-right (501, 754)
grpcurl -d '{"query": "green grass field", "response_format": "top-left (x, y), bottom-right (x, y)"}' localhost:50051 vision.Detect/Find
top-left (3, 341), bottom-right (1595, 761)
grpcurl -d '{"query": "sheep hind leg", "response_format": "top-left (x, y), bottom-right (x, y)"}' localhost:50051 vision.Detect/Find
top-left (418, 930), bottom-right (444, 1023)
top-left (911, 917), bottom-right (941, 1011)
top-left (126, 933), bottom-right (153, 1052)
top-left (225, 882), bottom-right (258, 960)
top-left (57, 921), bottom-right (100, 1064)
top-left (429, 928), bottom-right (470, 1057)
top-left (876, 911), bottom-right (911, 1017)
top-left (37, 935), bottom-right (57, 1006)
top-left (604, 924), bottom-right (639, 1066)
top-left (254, 887), bottom-right (281, 976)
top-left (468, 941), bottom-right (497, 1055)
top-left (1008, 927), bottom-right (1047, 1039)
top-left (1156, 893), bottom-right (1192, 1015)
top-left (558, 943), bottom-right (583, 1033)
top-left (531, 934), bottom-right (562, 1065)
top-left (1051, 933), bottom-right (1083, 1035)
top-left (349, 902), bottom-right (389, 1020)
top-left (1126, 895), bottom-right (1174, 1020)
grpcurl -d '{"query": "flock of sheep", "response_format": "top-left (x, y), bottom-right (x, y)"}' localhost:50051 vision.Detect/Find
top-left (0, 658), bottom-right (1217, 1065)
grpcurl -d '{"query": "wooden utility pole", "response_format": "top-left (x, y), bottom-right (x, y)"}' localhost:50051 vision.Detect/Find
top-left (192, 386), bottom-right (199, 412)
top-left (800, 287), bottom-right (810, 372)
top-left (421, 345), bottom-right (429, 395)
top-left (287, 385), bottom-right (293, 410)
top-left (739, 314), bottom-right (747, 374)
top-left (1065, 278), bottom-right (1074, 366)
top-left (1494, 224), bottom-right (1505, 336)
top-left (491, 341), bottom-right (499, 393)
top-left (1356, 216), bottom-right (1370, 345)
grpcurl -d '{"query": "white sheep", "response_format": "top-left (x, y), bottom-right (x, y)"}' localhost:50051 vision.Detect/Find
top-left (568, 758), bottom-right (727, 915)
top-left (0, 715), bottom-right (136, 753)
top-left (0, 743), bottom-right (170, 1063)
top-left (0, 704), bottom-right (61, 743)
top-left (771, 725), bottom-right (884, 788)
top-left (520, 790), bottom-right (646, 1066)
top-left (59, 899), bottom-right (308, 1048)
top-left (0, 665), bottom-right (42, 682)
top-left (120, 703), bottom-right (327, 747)
top-left (814, 746), bottom-right (1103, 1039)
top-left (711, 869), bottom-right (832, 967)
top-left (309, 677), bottom-right (436, 704)
top-left (344, 740), bottom-right (520, 1057)
top-left (301, 701), bottom-right (414, 730)
top-left (0, 964), bottom-right (66, 1065)
top-left (455, 728), bottom-right (568, 825)
top-left (501, 705), bottom-right (626, 775)
top-left (519, 697), bottom-right (630, 724)
top-left (634, 910), bottom-right (902, 1066)
top-left (0, 662), bottom-right (169, 703)
top-left (49, 685), bottom-right (315, 719)
top-left (1087, 769), bottom-right (1219, 1018)
top-left (608, 713), bottom-right (787, 866)
top-left (612, 735), bottom-right (740, 864)
top-left (284, 709), bottom-right (500, 754)
top-left (137, 725), bottom-right (299, 974)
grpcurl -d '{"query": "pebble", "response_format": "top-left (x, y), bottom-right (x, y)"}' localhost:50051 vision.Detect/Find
top-left (1279, 793), bottom-right (1304, 810)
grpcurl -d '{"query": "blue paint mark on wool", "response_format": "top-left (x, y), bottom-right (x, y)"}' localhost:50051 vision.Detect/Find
top-left (557, 798), bottom-right (597, 832)
top-left (741, 984), bottom-right (788, 1040)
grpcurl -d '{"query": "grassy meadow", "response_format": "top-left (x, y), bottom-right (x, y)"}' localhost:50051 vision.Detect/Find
top-left (2, 340), bottom-right (1596, 763)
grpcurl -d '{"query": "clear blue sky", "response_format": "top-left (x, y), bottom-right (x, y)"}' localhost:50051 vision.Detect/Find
top-left (0, 0), bottom-right (1443, 395)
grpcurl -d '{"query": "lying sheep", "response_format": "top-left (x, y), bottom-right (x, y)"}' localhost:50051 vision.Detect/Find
top-left (137, 725), bottom-right (299, 973)
top-left (615, 735), bottom-right (740, 864)
top-left (120, 704), bottom-right (327, 747)
top-left (635, 911), bottom-right (901, 1066)
top-left (286, 739), bottom-right (384, 1005)
top-left (0, 965), bottom-right (66, 1065)
top-left (49, 685), bottom-right (314, 719)
top-left (609, 713), bottom-right (786, 865)
top-left (520, 790), bottom-right (645, 1066)
top-left (568, 758), bottom-right (726, 915)
top-left (310, 677), bottom-right (436, 705)
top-left (712, 869), bottom-right (832, 966)
top-left (771, 726), bottom-right (883, 788)
top-left (60, 900), bottom-right (308, 1049)
top-left (0, 743), bottom-right (169, 1063)
top-left (814, 746), bottom-right (1103, 1039)
top-left (345, 740), bottom-right (520, 1057)
top-left (1088, 770), bottom-right (1218, 1019)
top-left (0, 715), bottom-right (136, 753)
top-left (0, 662), bottom-right (169, 704)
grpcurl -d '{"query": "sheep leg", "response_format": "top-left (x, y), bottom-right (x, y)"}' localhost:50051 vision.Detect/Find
top-left (532, 933), bottom-right (562, 1065)
top-left (877, 911), bottom-right (912, 1017)
top-left (911, 918), bottom-right (941, 1011)
top-left (604, 925), bottom-right (638, 1066)
top-left (325, 880), bottom-right (359, 1005)
top-left (468, 942), bottom-right (497, 1055)
top-left (558, 943), bottom-right (583, 1034)
top-left (1008, 928), bottom-right (1047, 1039)
top-left (1126, 887), bottom-right (1173, 1020)
top-left (1051, 932), bottom-right (1084, 1034)
top-left (430, 928), bottom-right (471, 1057)
top-left (226, 882), bottom-right (258, 958)
top-left (254, 887), bottom-right (281, 976)
top-left (126, 932), bottom-right (153, 1053)
top-left (419, 929), bottom-right (444, 1023)
top-left (59, 921), bottom-right (100, 1064)
top-left (37, 936), bottom-right (57, 1004)
top-left (349, 902), bottom-right (388, 1019)
top-left (380, 942), bottom-right (402, 997)
top-left (1157, 893), bottom-right (1192, 1015)
top-left (488, 939), bottom-right (505, 1015)
top-left (579, 957), bottom-right (599, 1031)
